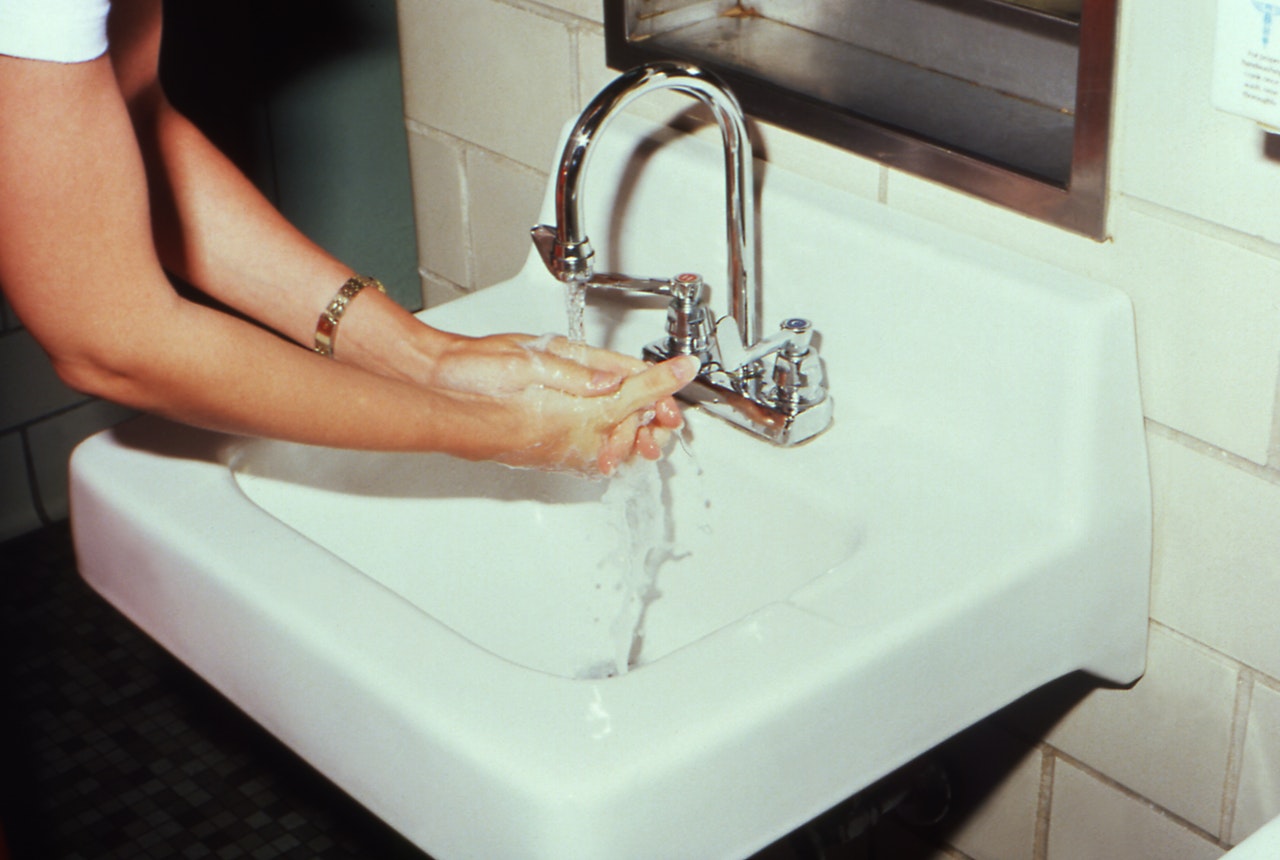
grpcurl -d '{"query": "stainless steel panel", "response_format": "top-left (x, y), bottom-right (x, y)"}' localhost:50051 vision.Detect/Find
top-left (606, 0), bottom-right (1116, 238)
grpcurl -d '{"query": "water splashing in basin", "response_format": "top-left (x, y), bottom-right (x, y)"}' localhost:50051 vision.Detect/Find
top-left (573, 456), bottom-right (686, 679)
top-left (606, 461), bottom-right (668, 674)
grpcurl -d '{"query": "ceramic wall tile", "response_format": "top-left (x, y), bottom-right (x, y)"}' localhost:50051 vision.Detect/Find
top-left (0, 330), bottom-right (86, 433)
top-left (1150, 432), bottom-right (1280, 680)
top-left (748, 124), bottom-right (884, 204)
top-left (1018, 624), bottom-right (1237, 834)
top-left (576, 23), bottom-right (615, 113)
top-left (927, 723), bottom-right (1043, 860)
top-left (407, 129), bottom-right (470, 287)
top-left (538, 0), bottom-right (604, 23)
top-left (399, 0), bottom-right (576, 171)
top-left (1047, 761), bottom-right (1224, 860)
top-left (882, 168), bottom-right (1116, 280)
top-left (1233, 680), bottom-right (1280, 844)
top-left (0, 431), bottom-right (39, 543)
top-left (466, 148), bottom-right (548, 288)
top-left (1108, 207), bottom-right (1280, 465)
top-left (420, 271), bottom-right (469, 310)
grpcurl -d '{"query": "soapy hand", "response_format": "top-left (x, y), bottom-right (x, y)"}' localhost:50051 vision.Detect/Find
top-left (429, 332), bottom-right (668, 396)
top-left (448, 350), bottom-right (696, 476)
top-left (426, 333), bottom-right (694, 476)
top-left (491, 352), bottom-right (699, 476)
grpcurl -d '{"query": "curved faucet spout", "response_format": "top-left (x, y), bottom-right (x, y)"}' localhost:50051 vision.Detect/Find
top-left (540, 61), bottom-right (759, 349)
top-left (533, 62), bottom-right (833, 447)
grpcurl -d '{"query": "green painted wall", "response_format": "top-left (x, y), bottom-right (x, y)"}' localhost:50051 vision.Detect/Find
top-left (162, 0), bottom-right (420, 309)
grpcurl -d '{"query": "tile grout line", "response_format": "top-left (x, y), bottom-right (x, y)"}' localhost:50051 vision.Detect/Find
top-left (1050, 747), bottom-right (1226, 848)
top-left (1032, 747), bottom-right (1055, 860)
top-left (1146, 417), bottom-right (1280, 487)
top-left (1269, 348), bottom-right (1280, 469)
top-left (18, 426), bottom-right (50, 526)
top-left (1219, 669), bottom-right (1255, 843)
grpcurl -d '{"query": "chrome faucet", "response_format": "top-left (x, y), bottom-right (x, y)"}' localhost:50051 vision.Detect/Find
top-left (532, 61), bottom-right (832, 446)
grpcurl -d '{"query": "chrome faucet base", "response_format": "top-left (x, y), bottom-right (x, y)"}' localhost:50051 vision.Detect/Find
top-left (641, 342), bottom-right (833, 447)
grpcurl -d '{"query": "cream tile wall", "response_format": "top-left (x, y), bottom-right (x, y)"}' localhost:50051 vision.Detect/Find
top-left (396, 0), bottom-right (1280, 856)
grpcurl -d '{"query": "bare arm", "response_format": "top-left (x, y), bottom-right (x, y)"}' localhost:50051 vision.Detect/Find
top-left (0, 38), bottom-right (691, 474)
top-left (106, 0), bottom-right (667, 398)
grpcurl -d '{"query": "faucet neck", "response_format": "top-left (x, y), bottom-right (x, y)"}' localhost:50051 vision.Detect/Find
top-left (552, 62), bottom-right (759, 348)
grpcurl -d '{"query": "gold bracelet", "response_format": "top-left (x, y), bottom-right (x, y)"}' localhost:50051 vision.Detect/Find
top-left (313, 276), bottom-right (385, 358)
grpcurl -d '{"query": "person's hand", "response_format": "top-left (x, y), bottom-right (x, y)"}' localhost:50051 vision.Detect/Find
top-left (426, 332), bottom-right (689, 472)
top-left (426, 332), bottom-right (630, 394)
top-left (430, 332), bottom-right (680, 406)
top-left (452, 351), bottom-right (700, 477)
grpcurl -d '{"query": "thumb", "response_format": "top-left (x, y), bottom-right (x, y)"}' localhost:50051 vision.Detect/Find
top-left (613, 355), bottom-right (700, 414)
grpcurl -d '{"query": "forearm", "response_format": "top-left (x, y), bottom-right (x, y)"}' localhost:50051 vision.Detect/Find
top-left (102, 0), bottom-right (443, 383)
top-left (0, 47), bottom-right (689, 475)
top-left (131, 92), bottom-right (448, 382)
top-left (78, 292), bottom-right (523, 457)
top-left (56, 283), bottom-right (695, 473)
top-left (112, 8), bottom-right (667, 404)
top-left (0, 54), bottom-right (466, 452)
top-left (125, 97), bottom-right (676, 405)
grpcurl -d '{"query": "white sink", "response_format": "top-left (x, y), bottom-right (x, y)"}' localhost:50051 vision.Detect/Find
top-left (69, 113), bottom-right (1151, 860)
top-left (1226, 817), bottom-right (1280, 858)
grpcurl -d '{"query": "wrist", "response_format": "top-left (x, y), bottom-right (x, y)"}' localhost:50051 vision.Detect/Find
top-left (331, 287), bottom-right (455, 386)
top-left (313, 276), bottom-right (386, 358)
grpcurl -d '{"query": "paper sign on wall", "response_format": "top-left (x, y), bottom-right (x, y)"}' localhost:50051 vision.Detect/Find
top-left (1213, 0), bottom-right (1280, 129)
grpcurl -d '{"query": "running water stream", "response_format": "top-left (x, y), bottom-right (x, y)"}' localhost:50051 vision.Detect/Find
top-left (565, 282), bottom-right (670, 676)
top-left (565, 282), bottom-right (586, 344)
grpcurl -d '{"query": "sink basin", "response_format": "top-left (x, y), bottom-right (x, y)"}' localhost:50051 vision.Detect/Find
top-left (69, 113), bottom-right (1150, 860)
top-left (232, 425), bottom-right (865, 681)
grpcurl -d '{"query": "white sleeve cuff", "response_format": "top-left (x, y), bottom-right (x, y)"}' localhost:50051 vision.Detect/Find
top-left (0, 0), bottom-right (111, 63)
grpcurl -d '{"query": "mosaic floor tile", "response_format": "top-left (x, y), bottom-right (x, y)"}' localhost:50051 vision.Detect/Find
top-left (1, 523), bottom-right (430, 860)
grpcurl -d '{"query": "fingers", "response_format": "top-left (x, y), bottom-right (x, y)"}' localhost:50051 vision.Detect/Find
top-left (591, 356), bottom-right (695, 474)
top-left (612, 355), bottom-right (700, 416)
top-left (638, 424), bottom-right (672, 459)
top-left (598, 412), bottom-right (637, 476)
top-left (596, 406), bottom-right (677, 475)
top-left (534, 337), bottom-right (655, 396)
top-left (544, 337), bottom-right (649, 376)
top-left (652, 396), bottom-right (683, 429)
top-left (527, 339), bottom-right (700, 413)
top-left (532, 351), bottom-right (627, 395)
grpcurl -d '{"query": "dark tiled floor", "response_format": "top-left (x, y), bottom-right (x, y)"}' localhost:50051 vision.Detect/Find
top-left (0, 522), bottom-right (430, 860)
